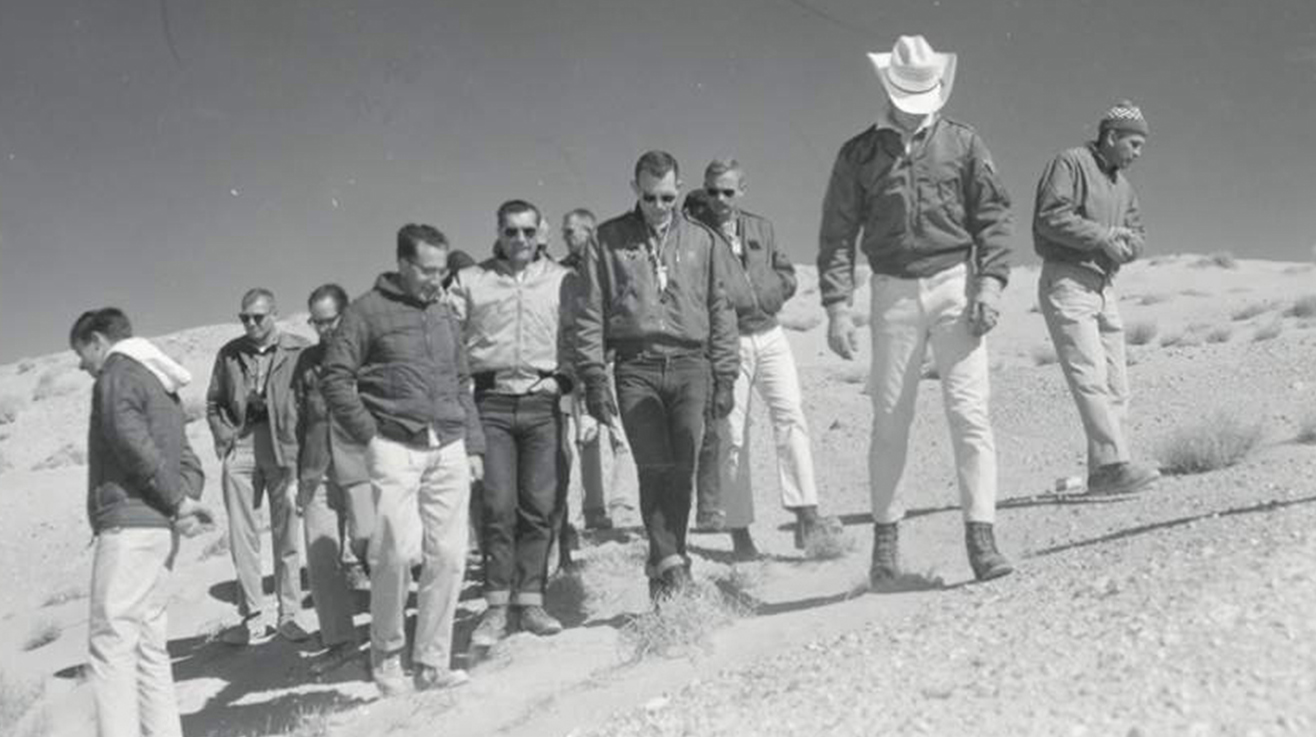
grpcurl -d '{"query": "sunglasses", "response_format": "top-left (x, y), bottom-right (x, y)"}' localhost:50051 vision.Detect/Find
top-left (641, 193), bottom-right (677, 204)
top-left (705, 187), bottom-right (737, 199)
top-left (238, 313), bottom-right (270, 325)
top-left (502, 227), bottom-right (538, 238)
top-left (307, 316), bottom-right (339, 327)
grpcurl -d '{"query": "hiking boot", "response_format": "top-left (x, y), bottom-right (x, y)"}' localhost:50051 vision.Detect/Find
top-left (219, 616), bottom-right (267, 646)
top-left (518, 605), bottom-right (563, 636)
top-left (730, 528), bottom-right (760, 561)
top-left (870, 522), bottom-right (900, 585)
top-left (650, 563), bottom-right (693, 606)
top-left (277, 618), bottom-right (311, 643)
top-left (583, 509), bottom-right (614, 531)
top-left (371, 650), bottom-right (410, 697)
top-left (792, 506), bottom-right (843, 550)
top-left (471, 605), bottom-right (509, 648)
top-left (309, 640), bottom-right (361, 677)
top-left (692, 509), bottom-right (726, 533)
top-left (965, 522), bottom-right (1014, 582)
top-left (414, 666), bottom-right (470, 692)
top-left (343, 562), bottom-right (371, 591)
top-left (1087, 462), bottom-right (1161, 496)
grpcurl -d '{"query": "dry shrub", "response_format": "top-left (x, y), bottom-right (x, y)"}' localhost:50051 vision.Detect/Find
top-left (1125, 320), bottom-right (1158, 346)
top-left (1139, 293), bottom-right (1171, 306)
top-left (1031, 344), bottom-right (1058, 366)
top-left (803, 524), bottom-right (854, 561)
top-left (31, 443), bottom-right (87, 471)
top-left (620, 576), bottom-right (751, 662)
top-left (1231, 302), bottom-right (1272, 321)
top-left (21, 618), bottom-right (62, 652)
top-left (1157, 411), bottom-right (1263, 475)
top-left (778, 310), bottom-right (823, 332)
top-left (1160, 330), bottom-right (1203, 349)
top-left (0, 394), bottom-right (26, 425)
top-left (32, 365), bottom-right (85, 402)
top-left (1205, 325), bottom-right (1233, 344)
top-left (1179, 289), bottom-right (1210, 298)
top-left (1282, 264), bottom-right (1314, 275)
top-left (1194, 251), bottom-right (1238, 269)
top-left (1253, 320), bottom-right (1283, 342)
top-left (1284, 295), bottom-right (1316, 319)
top-left (0, 669), bottom-right (45, 737)
top-left (15, 359), bottom-right (37, 375)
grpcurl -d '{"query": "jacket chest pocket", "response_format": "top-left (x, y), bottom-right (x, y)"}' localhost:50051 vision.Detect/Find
top-left (930, 161), bottom-right (966, 222)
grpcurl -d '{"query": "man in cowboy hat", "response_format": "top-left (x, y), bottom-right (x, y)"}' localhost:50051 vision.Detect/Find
top-left (1034, 101), bottom-right (1160, 496)
top-left (817, 34), bottom-right (1015, 586)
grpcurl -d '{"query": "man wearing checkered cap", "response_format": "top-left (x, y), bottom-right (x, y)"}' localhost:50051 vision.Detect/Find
top-left (817, 34), bottom-right (1015, 586)
top-left (1033, 100), bottom-right (1161, 496)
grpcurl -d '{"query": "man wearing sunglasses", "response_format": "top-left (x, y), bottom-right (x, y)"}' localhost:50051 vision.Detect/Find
top-left (321, 224), bottom-right (484, 696)
top-left (449, 200), bottom-right (578, 646)
top-left (686, 159), bottom-right (842, 561)
top-left (206, 288), bottom-right (311, 646)
top-left (575, 150), bottom-right (739, 603)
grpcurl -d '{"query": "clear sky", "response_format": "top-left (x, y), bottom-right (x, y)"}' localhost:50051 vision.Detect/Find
top-left (1, 0), bottom-right (1313, 361)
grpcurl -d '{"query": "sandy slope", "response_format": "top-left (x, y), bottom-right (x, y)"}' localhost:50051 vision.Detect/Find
top-left (0, 256), bottom-right (1313, 736)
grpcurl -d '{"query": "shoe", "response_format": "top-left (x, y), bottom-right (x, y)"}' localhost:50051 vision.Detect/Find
top-left (219, 617), bottom-right (266, 646)
top-left (583, 509), bottom-right (614, 531)
top-left (965, 522), bottom-right (1014, 582)
top-left (792, 506), bottom-right (843, 550)
top-left (649, 563), bottom-right (693, 606)
top-left (414, 666), bottom-right (470, 692)
top-left (517, 605), bottom-right (563, 636)
top-left (730, 528), bottom-right (760, 561)
top-left (371, 650), bottom-right (410, 698)
top-left (277, 619), bottom-right (311, 643)
top-left (471, 605), bottom-right (509, 648)
top-left (309, 641), bottom-right (361, 676)
top-left (1087, 462), bottom-right (1161, 496)
top-left (343, 562), bottom-right (371, 591)
top-left (870, 522), bottom-right (900, 586)
top-left (692, 509), bottom-right (726, 533)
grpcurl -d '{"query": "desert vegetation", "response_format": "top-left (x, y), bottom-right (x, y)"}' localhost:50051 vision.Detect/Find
top-left (1194, 251), bottom-right (1238, 269)
top-left (1031, 344), bottom-right (1058, 366)
top-left (1157, 411), bottom-right (1264, 475)
top-left (1230, 302), bottom-right (1272, 321)
top-left (0, 394), bottom-right (26, 425)
top-left (1124, 320), bottom-right (1158, 346)
top-left (1283, 294), bottom-right (1316, 319)
top-left (1252, 320), bottom-right (1284, 342)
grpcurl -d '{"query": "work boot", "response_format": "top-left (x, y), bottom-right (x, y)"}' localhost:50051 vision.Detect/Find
top-left (965, 521), bottom-right (1014, 582)
top-left (414, 666), bottom-right (469, 692)
top-left (309, 640), bottom-right (361, 677)
top-left (870, 522), bottom-right (900, 586)
top-left (583, 508), bottom-right (614, 531)
top-left (518, 605), bottom-right (563, 636)
top-left (730, 528), bottom-right (760, 561)
top-left (693, 509), bottom-right (726, 533)
top-left (792, 505), bottom-right (843, 550)
top-left (371, 650), bottom-right (409, 698)
top-left (471, 605), bottom-right (509, 648)
top-left (1087, 462), bottom-right (1161, 496)
top-left (650, 563), bottom-right (693, 607)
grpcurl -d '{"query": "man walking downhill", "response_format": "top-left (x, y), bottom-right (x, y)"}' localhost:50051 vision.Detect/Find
top-left (450, 200), bottom-right (577, 646)
top-left (1034, 101), bottom-right (1161, 495)
top-left (687, 158), bottom-right (841, 560)
top-left (818, 35), bottom-right (1015, 586)
top-left (75, 307), bottom-right (215, 737)
top-left (575, 150), bottom-right (739, 603)
top-left (206, 288), bottom-right (310, 644)
top-left (321, 224), bottom-right (484, 696)
top-left (292, 284), bottom-right (372, 676)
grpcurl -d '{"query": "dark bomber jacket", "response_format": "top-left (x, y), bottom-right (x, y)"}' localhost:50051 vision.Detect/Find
top-left (574, 207), bottom-right (739, 386)
top-left (206, 331), bottom-right (307, 466)
top-left (817, 117), bottom-right (1014, 308)
top-left (320, 272), bottom-right (485, 454)
top-left (292, 343), bottom-right (369, 489)
top-left (87, 353), bottom-right (204, 532)
top-left (683, 193), bottom-right (797, 335)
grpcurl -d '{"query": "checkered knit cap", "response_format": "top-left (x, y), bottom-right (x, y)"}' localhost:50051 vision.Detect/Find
top-left (1099, 100), bottom-right (1150, 137)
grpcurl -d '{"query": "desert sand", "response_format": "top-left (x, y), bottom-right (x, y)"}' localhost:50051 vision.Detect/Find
top-left (1, 255), bottom-right (1314, 736)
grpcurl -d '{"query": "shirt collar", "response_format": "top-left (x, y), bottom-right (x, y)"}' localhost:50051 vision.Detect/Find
top-left (876, 108), bottom-right (938, 138)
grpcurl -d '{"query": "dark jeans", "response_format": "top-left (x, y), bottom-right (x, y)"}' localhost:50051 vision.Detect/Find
top-left (614, 352), bottom-right (711, 577)
top-left (477, 392), bottom-right (561, 606)
top-left (695, 412), bottom-right (726, 519)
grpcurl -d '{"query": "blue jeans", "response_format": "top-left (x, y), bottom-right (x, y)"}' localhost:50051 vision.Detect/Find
top-left (614, 352), bottom-right (711, 577)
top-left (477, 392), bottom-right (561, 606)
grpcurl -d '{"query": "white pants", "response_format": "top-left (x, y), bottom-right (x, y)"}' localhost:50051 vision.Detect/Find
top-left (722, 325), bottom-right (820, 528)
top-left (867, 264), bottom-right (998, 524)
top-left (367, 436), bottom-right (470, 670)
top-left (89, 527), bottom-right (181, 737)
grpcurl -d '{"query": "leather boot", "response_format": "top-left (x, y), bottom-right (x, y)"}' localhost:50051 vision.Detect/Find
top-left (870, 522), bottom-right (900, 585)
top-left (965, 521), bottom-right (1014, 581)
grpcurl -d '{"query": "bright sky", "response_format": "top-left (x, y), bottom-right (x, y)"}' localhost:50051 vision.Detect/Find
top-left (2, 0), bottom-right (1313, 361)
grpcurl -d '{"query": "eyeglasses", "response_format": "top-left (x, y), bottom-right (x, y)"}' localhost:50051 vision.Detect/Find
top-left (641, 193), bottom-right (677, 204)
top-left (705, 187), bottom-right (737, 199)
top-left (502, 227), bottom-right (538, 238)
top-left (238, 313), bottom-right (270, 325)
top-left (307, 316), bottom-right (339, 327)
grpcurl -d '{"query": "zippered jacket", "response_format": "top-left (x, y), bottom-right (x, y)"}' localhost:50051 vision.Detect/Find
top-left (206, 331), bottom-right (307, 465)
top-left (817, 117), bottom-right (1013, 307)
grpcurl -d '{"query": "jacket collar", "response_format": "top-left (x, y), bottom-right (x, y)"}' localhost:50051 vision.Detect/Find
top-left (374, 271), bottom-right (438, 308)
top-left (1086, 141), bottom-right (1120, 180)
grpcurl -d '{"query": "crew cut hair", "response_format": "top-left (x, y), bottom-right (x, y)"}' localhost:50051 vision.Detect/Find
top-left (241, 287), bottom-right (276, 310)
top-left (634, 150), bottom-right (679, 182)
top-left (307, 283), bottom-right (349, 311)
top-left (69, 307), bottom-right (133, 346)
top-left (563, 207), bottom-right (595, 224)
top-left (397, 223), bottom-right (449, 261)
top-left (704, 157), bottom-right (743, 182)
top-left (496, 199), bottom-right (541, 229)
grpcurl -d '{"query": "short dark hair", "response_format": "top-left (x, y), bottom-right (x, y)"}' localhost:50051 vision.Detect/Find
top-left (496, 199), bottom-right (541, 230)
top-left (307, 283), bottom-right (348, 312)
top-left (70, 307), bottom-right (133, 346)
top-left (241, 287), bottom-right (276, 310)
top-left (634, 150), bottom-right (679, 182)
top-left (563, 208), bottom-right (595, 225)
top-left (397, 223), bottom-right (449, 261)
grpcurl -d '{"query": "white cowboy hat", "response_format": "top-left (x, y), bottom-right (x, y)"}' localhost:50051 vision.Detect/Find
top-left (868, 35), bottom-right (957, 115)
